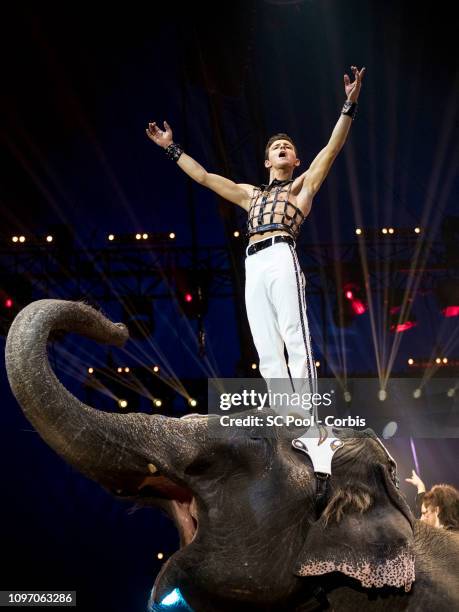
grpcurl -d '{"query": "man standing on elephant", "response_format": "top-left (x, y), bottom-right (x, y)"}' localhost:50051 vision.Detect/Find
top-left (146, 66), bottom-right (365, 395)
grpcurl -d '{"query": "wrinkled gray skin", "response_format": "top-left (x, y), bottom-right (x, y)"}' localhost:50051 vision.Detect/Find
top-left (5, 300), bottom-right (459, 612)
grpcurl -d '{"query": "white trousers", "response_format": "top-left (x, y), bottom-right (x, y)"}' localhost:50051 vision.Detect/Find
top-left (244, 238), bottom-right (317, 393)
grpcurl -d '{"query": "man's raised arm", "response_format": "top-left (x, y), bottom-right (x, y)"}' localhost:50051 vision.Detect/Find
top-left (297, 66), bottom-right (366, 209)
top-left (146, 121), bottom-right (252, 211)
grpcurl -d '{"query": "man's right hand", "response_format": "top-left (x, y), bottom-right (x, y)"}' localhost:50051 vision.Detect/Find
top-left (146, 121), bottom-right (173, 148)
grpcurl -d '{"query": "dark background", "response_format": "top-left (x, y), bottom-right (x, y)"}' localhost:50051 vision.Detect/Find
top-left (0, 1), bottom-right (458, 610)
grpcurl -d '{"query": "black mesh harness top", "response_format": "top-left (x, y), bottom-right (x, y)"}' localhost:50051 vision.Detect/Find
top-left (247, 178), bottom-right (305, 240)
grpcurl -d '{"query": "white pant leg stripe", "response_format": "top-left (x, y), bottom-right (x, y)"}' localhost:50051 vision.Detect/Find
top-left (295, 250), bottom-right (317, 383)
top-left (288, 244), bottom-right (314, 382)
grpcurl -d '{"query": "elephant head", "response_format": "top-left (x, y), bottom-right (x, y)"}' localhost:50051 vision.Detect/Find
top-left (5, 300), bottom-right (416, 612)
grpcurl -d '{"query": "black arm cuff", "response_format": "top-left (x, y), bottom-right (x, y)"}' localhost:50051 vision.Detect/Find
top-left (341, 100), bottom-right (358, 120)
top-left (165, 143), bottom-right (184, 161)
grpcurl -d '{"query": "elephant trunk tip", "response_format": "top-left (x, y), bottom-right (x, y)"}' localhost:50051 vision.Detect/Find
top-left (7, 299), bottom-right (130, 349)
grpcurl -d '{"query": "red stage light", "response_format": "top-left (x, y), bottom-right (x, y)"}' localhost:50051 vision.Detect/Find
top-left (392, 320), bottom-right (418, 333)
top-left (443, 306), bottom-right (459, 317)
top-left (345, 290), bottom-right (353, 300)
top-left (351, 299), bottom-right (366, 315)
top-left (4, 298), bottom-right (13, 308)
top-left (184, 293), bottom-right (193, 303)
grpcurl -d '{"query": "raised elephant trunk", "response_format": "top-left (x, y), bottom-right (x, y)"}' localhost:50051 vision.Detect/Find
top-left (5, 299), bottom-right (206, 494)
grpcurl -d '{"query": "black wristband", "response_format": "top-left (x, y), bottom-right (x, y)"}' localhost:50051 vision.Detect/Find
top-left (165, 142), bottom-right (184, 161)
top-left (341, 100), bottom-right (358, 120)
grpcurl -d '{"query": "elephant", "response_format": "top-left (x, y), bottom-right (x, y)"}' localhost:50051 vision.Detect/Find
top-left (5, 299), bottom-right (459, 611)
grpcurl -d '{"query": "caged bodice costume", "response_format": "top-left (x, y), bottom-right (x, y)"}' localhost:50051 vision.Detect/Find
top-left (247, 178), bottom-right (305, 240)
top-left (244, 176), bottom-right (316, 389)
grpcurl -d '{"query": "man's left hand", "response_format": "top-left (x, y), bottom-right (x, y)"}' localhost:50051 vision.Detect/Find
top-left (344, 66), bottom-right (366, 103)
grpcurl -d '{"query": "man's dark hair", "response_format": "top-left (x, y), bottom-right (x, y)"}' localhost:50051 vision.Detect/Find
top-left (264, 133), bottom-right (297, 160)
top-left (423, 484), bottom-right (459, 530)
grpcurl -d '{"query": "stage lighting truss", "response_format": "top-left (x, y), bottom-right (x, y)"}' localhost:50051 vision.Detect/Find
top-left (0, 229), bottom-right (457, 342)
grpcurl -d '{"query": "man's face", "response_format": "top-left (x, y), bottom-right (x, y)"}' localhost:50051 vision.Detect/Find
top-left (265, 139), bottom-right (300, 171)
top-left (420, 503), bottom-right (440, 527)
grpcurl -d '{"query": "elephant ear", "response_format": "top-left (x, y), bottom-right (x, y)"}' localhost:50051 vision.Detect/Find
top-left (294, 464), bottom-right (415, 592)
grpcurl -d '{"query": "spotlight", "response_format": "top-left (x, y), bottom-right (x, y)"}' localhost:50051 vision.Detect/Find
top-left (447, 388), bottom-right (456, 398)
top-left (135, 233), bottom-right (141, 240)
top-left (344, 390), bottom-right (352, 403)
top-left (408, 358), bottom-right (414, 365)
top-left (19, 236), bottom-right (26, 243)
top-left (117, 367), bottom-right (123, 373)
top-left (443, 357), bottom-right (448, 364)
top-left (169, 232), bottom-right (176, 239)
top-left (189, 398), bottom-right (197, 407)
top-left (160, 589), bottom-right (182, 606)
top-left (414, 227), bottom-right (421, 234)
top-left (382, 421), bottom-right (398, 439)
top-left (88, 367), bottom-right (94, 374)
top-left (233, 231), bottom-right (240, 237)
top-left (388, 289), bottom-right (417, 333)
top-left (344, 282), bottom-right (366, 315)
top-left (118, 399), bottom-right (128, 409)
top-left (382, 228), bottom-right (388, 235)
top-left (157, 552), bottom-right (164, 560)
top-left (413, 388), bottom-right (422, 399)
top-left (142, 233), bottom-right (148, 240)
top-left (388, 228), bottom-right (395, 234)
top-left (355, 228), bottom-right (362, 235)
top-left (175, 270), bottom-right (210, 319)
top-left (153, 399), bottom-right (162, 407)
top-left (12, 236), bottom-right (18, 243)
top-left (333, 276), bottom-right (368, 328)
top-left (153, 365), bottom-right (160, 373)
top-left (46, 235), bottom-right (53, 242)
top-left (391, 318), bottom-right (417, 333)
top-left (315, 361), bottom-right (320, 368)
top-left (124, 367), bottom-right (130, 373)
top-left (251, 363), bottom-right (257, 370)
top-left (108, 234), bottom-right (115, 241)
top-left (378, 389), bottom-right (387, 402)
top-left (0, 274), bottom-right (33, 334)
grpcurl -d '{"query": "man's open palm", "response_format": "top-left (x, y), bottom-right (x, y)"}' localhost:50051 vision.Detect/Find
top-left (146, 121), bottom-right (173, 148)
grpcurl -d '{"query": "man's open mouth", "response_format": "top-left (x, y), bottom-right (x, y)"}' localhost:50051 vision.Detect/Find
top-left (279, 151), bottom-right (287, 158)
